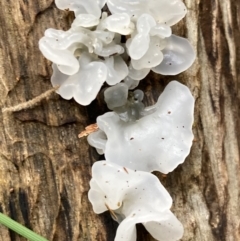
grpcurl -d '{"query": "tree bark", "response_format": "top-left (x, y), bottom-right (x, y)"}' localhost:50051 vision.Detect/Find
top-left (0, 0), bottom-right (239, 240)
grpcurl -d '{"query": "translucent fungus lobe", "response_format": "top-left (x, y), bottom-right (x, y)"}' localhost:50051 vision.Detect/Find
top-left (89, 161), bottom-right (184, 241)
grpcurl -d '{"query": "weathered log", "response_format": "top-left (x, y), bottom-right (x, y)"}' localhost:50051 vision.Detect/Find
top-left (0, 0), bottom-right (239, 240)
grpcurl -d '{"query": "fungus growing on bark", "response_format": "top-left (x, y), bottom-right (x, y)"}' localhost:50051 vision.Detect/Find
top-left (88, 81), bottom-right (194, 173)
top-left (89, 161), bottom-right (184, 241)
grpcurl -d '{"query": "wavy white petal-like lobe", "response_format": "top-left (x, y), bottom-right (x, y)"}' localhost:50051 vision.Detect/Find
top-left (128, 65), bottom-right (150, 81)
top-left (93, 30), bottom-right (115, 44)
top-left (89, 81), bottom-right (194, 173)
top-left (72, 14), bottom-right (100, 28)
top-left (104, 56), bottom-right (129, 85)
top-left (148, 0), bottom-right (187, 26)
top-left (72, 61), bottom-right (107, 105)
top-left (150, 24), bottom-right (172, 38)
top-left (136, 13), bottom-right (156, 33)
top-left (116, 211), bottom-right (183, 241)
top-left (127, 14), bottom-right (156, 60)
top-left (89, 179), bottom-right (107, 213)
top-left (55, 0), bottom-right (102, 18)
top-left (87, 130), bottom-right (107, 154)
top-left (152, 35), bottom-right (195, 75)
top-left (88, 161), bottom-right (183, 241)
top-left (51, 53), bottom-right (108, 105)
top-left (107, 0), bottom-right (187, 26)
top-left (43, 28), bottom-right (94, 52)
top-left (51, 64), bottom-right (69, 87)
top-left (127, 33), bottom-right (150, 60)
top-left (143, 211), bottom-right (184, 241)
top-left (103, 13), bottom-right (135, 35)
top-left (94, 42), bottom-right (124, 57)
top-left (39, 38), bottom-right (79, 75)
top-left (107, 0), bottom-right (145, 16)
top-left (131, 37), bottom-right (163, 70)
top-left (88, 161), bottom-right (172, 213)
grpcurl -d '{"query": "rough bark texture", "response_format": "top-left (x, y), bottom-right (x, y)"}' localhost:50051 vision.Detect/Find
top-left (0, 0), bottom-right (239, 240)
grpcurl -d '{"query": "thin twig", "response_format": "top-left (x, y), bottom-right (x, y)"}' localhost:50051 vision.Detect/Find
top-left (2, 86), bottom-right (59, 113)
top-left (78, 123), bottom-right (99, 138)
top-left (105, 203), bottom-right (118, 220)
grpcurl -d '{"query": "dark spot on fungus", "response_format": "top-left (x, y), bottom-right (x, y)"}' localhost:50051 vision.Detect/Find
top-left (130, 137), bottom-right (134, 140)
top-left (123, 167), bottom-right (128, 174)
top-left (168, 111), bottom-right (171, 114)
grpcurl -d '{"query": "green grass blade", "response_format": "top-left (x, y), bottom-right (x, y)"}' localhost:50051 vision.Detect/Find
top-left (0, 212), bottom-right (49, 241)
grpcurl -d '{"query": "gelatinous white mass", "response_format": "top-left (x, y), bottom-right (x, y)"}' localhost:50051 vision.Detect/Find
top-left (126, 15), bottom-right (194, 79)
top-left (51, 52), bottom-right (107, 105)
top-left (72, 14), bottom-right (100, 28)
top-left (88, 81), bottom-right (194, 173)
top-left (55, 0), bottom-right (106, 18)
top-left (107, 0), bottom-right (187, 26)
top-left (100, 13), bottom-right (135, 35)
top-left (88, 161), bottom-right (184, 241)
top-left (152, 35), bottom-right (196, 75)
top-left (50, 51), bottom-right (128, 105)
top-left (127, 14), bottom-right (156, 60)
top-left (40, 1), bottom-right (196, 104)
top-left (104, 83), bottom-right (129, 110)
top-left (38, 15), bottom-right (126, 74)
top-left (102, 56), bottom-right (129, 85)
top-left (102, 83), bottom-right (145, 121)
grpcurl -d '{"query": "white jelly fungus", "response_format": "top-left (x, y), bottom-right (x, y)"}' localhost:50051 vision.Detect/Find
top-left (39, 1), bottom-right (196, 240)
top-left (50, 52), bottom-right (128, 105)
top-left (88, 81), bottom-right (194, 173)
top-left (107, 0), bottom-right (187, 26)
top-left (102, 82), bottom-right (145, 121)
top-left (89, 161), bottom-right (184, 241)
top-left (152, 35), bottom-right (196, 75)
top-left (39, 0), bottom-right (195, 105)
top-left (55, 0), bottom-right (106, 18)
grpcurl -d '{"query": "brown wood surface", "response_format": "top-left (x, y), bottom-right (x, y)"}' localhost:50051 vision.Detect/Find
top-left (0, 0), bottom-right (239, 240)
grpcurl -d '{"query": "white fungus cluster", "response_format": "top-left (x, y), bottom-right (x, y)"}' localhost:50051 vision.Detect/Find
top-left (39, 0), bottom-right (195, 105)
top-left (39, 1), bottom-right (196, 240)
top-left (89, 161), bottom-right (184, 241)
top-left (88, 81), bottom-right (194, 173)
top-left (87, 81), bottom-right (194, 241)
